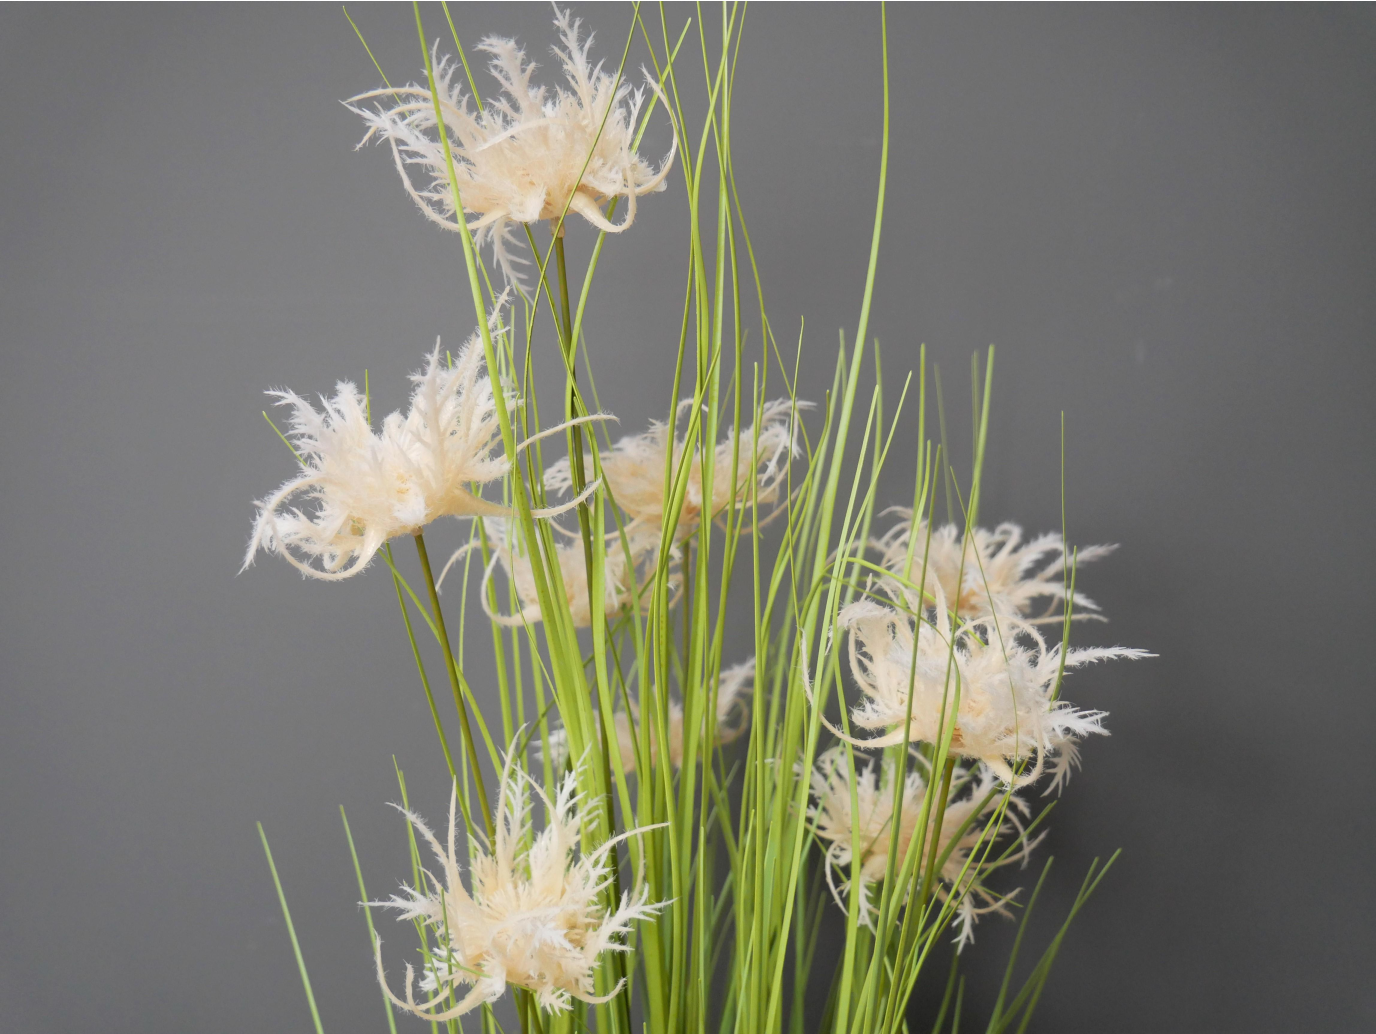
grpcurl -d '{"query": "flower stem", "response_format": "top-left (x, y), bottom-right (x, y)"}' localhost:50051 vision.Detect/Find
top-left (553, 232), bottom-right (597, 579)
top-left (414, 530), bottom-right (494, 839)
top-left (918, 756), bottom-right (957, 913)
top-left (553, 228), bottom-right (632, 1034)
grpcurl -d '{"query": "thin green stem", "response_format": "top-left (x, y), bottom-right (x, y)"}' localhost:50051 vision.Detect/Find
top-left (340, 807), bottom-right (398, 1034)
top-left (918, 757), bottom-right (957, 914)
top-left (552, 232), bottom-right (596, 589)
top-left (257, 823), bottom-right (325, 1034)
top-left (414, 531), bottom-right (494, 839)
top-left (385, 544), bottom-right (458, 782)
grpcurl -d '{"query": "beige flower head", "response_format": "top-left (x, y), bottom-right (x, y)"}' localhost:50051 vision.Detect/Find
top-left (546, 658), bottom-right (754, 774)
top-left (808, 748), bottom-right (1038, 948)
top-left (837, 587), bottom-right (1149, 789)
top-left (873, 514), bottom-right (1116, 625)
top-left (246, 331), bottom-right (603, 581)
top-left (548, 398), bottom-right (809, 544)
top-left (349, 7), bottom-right (676, 284)
top-left (245, 337), bottom-right (509, 580)
top-left (441, 520), bottom-right (653, 629)
top-left (374, 747), bottom-right (664, 1020)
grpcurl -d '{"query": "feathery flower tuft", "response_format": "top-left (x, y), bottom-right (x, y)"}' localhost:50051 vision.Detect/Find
top-left (548, 398), bottom-right (809, 544)
top-left (547, 658), bottom-right (754, 774)
top-left (872, 514), bottom-right (1116, 625)
top-left (441, 520), bottom-right (653, 628)
top-left (374, 746), bottom-right (664, 1019)
top-left (245, 337), bottom-right (504, 579)
top-left (808, 748), bottom-right (1038, 948)
top-left (349, 8), bottom-right (676, 285)
top-left (245, 335), bottom-right (601, 580)
top-left (837, 587), bottom-right (1149, 788)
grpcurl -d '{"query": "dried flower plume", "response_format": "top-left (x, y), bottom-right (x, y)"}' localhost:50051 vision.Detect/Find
top-left (547, 658), bottom-right (754, 774)
top-left (873, 513), bottom-right (1115, 625)
top-left (836, 586), bottom-right (1149, 788)
top-left (548, 398), bottom-right (810, 544)
top-left (808, 749), bottom-right (1039, 948)
top-left (374, 746), bottom-right (664, 1019)
top-left (441, 520), bottom-right (656, 628)
top-left (245, 335), bottom-right (600, 580)
top-left (350, 8), bottom-right (676, 284)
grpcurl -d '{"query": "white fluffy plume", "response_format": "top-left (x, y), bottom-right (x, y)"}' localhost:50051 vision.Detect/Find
top-left (245, 334), bottom-right (599, 580)
top-left (546, 657), bottom-right (754, 775)
top-left (373, 746), bottom-right (665, 1019)
top-left (245, 337), bottom-right (507, 580)
top-left (872, 514), bottom-right (1116, 625)
top-left (440, 519), bottom-right (656, 629)
top-left (349, 7), bottom-right (676, 284)
top-left (808, 749), bottom-right (1040, 949)
top-left (837, 585), bottom-right (1149, 789)
top-left (547, 398), bottom-right (810, 544)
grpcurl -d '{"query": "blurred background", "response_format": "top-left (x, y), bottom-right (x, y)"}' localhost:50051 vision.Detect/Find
top-left (2, 4), bottom-right (1374, 1031)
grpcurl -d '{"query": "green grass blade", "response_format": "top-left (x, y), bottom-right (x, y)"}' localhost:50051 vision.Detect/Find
top-left (987, 858), bottom-right (1053, 1031)
top-left (257, 823), bottom-right (325, 1034)
top-left (928, 954), bottom-right (959, 1034)
top-left (340, 807), bottom-right (398, 1034)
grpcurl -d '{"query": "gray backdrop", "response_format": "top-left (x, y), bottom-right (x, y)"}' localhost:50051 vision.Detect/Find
top-left (3, 4), bottom-right (1374, 1032)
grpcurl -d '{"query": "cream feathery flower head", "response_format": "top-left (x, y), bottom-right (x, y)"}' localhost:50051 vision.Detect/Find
top-left (440, 520), bottom-right (655, 629)
top-left (872, 513), bottom-right (1116, 625)
top-left (808, 748), bottom-right (1039, 949)
top-left (245, 334), bottom-right (599, 580)
top-left (547, 398), bottom-right (810, 544)
top-left (374, 746), bottom-right (665, 1020)
top-left (349, 7), bottom-right (676, 285)
top-left (546, 658), bottom-right (754, 775)
top-left (836, 586), bottom-right (1149, 789)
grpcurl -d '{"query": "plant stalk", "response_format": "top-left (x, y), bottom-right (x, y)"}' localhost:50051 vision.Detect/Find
top-left (918, 757), bottom-right (957, 915)
top-left (553, 231), bottom-right (597, 578)
top-left (552, 226), bottom-right (633, 1034)
top-left (414, 530), bottom-right (494, 839)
